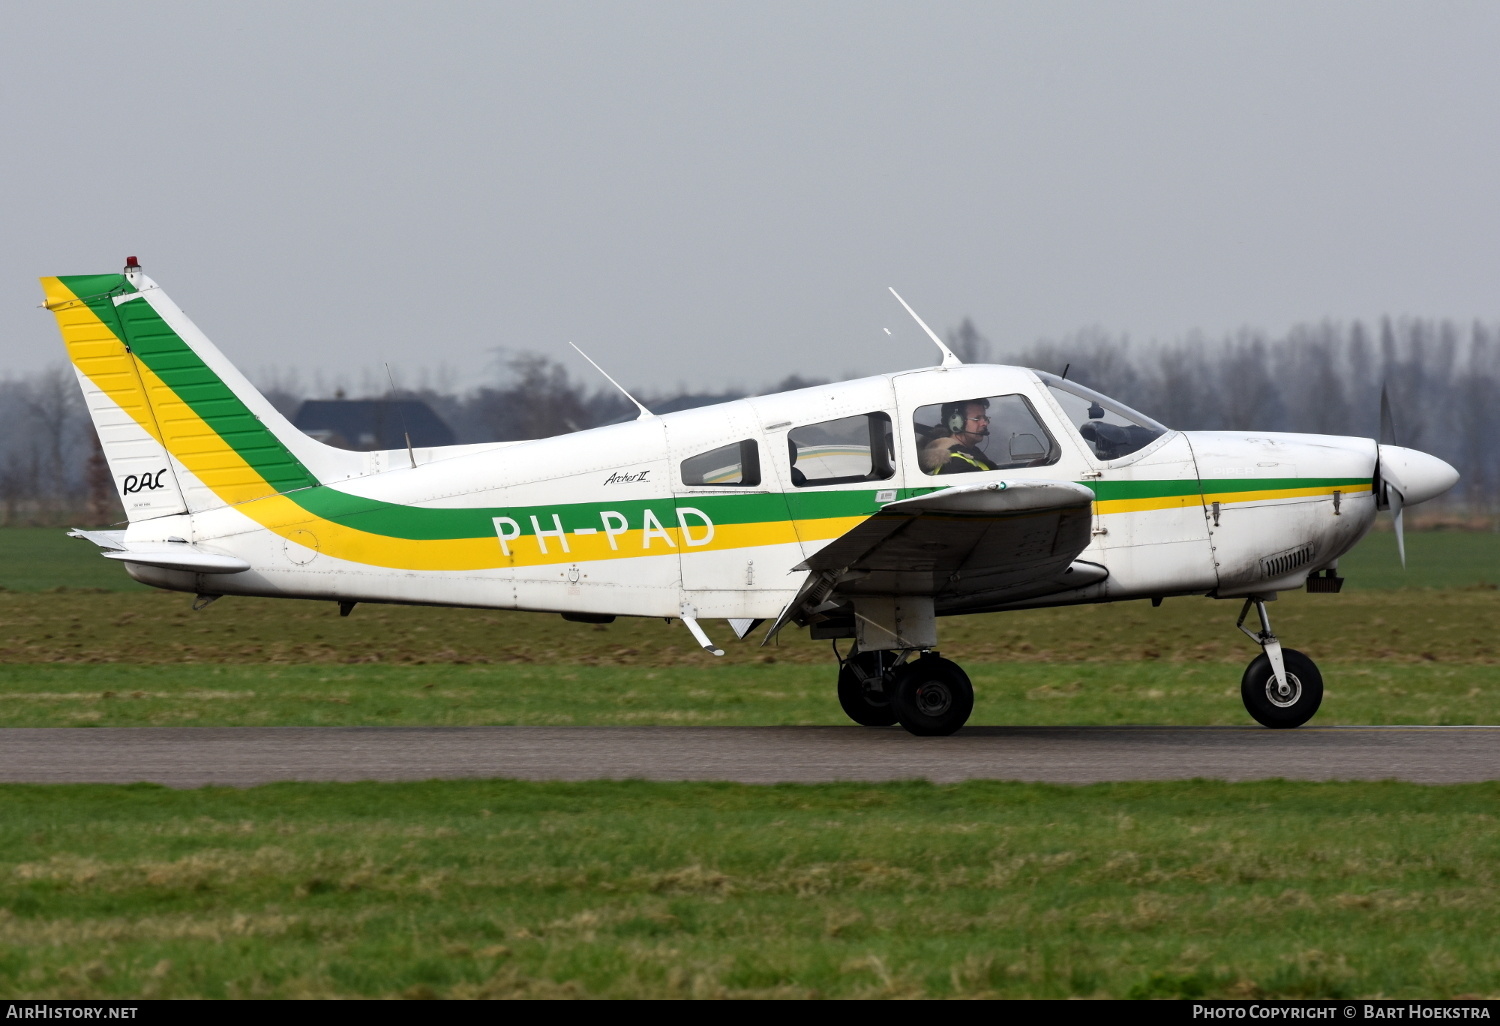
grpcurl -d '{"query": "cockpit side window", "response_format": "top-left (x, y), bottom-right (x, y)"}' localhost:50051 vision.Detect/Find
top-left (1038, 373), bottom-right (1168, 461)
top-left (912, 394), bottom-right (1059, 476)
top-left (788, 412), bottom-right (895, 487)
top-left (681, 440), bottom-right (761, 487)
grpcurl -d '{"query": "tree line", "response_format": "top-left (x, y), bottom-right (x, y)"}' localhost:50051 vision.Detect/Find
top-left (3, 316), bottom-right (1493, 526)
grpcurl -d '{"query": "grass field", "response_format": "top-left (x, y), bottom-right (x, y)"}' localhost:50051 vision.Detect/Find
top-left (1, 584), bottom-right (1498, 726)
top-left (1, 661), bottom-right (1496, 728)
top-left (1, 779), bottom-right (1496, 999)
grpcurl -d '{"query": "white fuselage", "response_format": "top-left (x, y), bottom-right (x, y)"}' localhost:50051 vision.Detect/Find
top-left (119, 364), bottom-right (1384, 621)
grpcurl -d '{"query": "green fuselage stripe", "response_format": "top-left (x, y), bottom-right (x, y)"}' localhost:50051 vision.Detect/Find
top-left (284, 474), bottom-right (1366, 543)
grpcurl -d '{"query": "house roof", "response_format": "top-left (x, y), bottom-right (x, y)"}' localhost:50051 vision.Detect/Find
top-left (293, 399), bottom-right (455, 451)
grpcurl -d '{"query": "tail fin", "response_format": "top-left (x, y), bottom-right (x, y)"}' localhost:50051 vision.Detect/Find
top-left (41, 261), bottom-right (359, 521)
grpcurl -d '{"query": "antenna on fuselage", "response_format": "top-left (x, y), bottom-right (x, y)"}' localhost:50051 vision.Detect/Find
top-left (384, 363), bottom-right (417, 469)
top-left (887, 287), bottom-right (962, 368)
top-left (567, 342), bottom-right (655, 420)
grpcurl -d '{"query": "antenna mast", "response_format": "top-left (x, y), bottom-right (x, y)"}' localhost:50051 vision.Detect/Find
top-left (568, 342), bottom-right (655, 420)
top-left (384, 363), bottom-right (418, 469)
top-left (888, 287), bottom-right (962, 368)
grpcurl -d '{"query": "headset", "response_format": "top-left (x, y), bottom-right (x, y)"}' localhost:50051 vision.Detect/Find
top-left (942, 398), bottom-right (991, 436)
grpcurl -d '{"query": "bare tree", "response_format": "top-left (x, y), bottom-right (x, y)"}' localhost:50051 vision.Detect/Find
top-left (946, 318), bottom-right (991, 364)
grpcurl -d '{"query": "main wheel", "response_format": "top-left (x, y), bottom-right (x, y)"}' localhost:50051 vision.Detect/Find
top-left (891, 656), bottom-right (974, 736)
top-left (1240, 648), bottom-right (1323, 728)
top-left (837, 651), bottom-right (899, 726)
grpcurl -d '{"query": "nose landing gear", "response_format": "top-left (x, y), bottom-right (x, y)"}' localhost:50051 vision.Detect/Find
top-left (1236, 597), bottom-right (1324, 728)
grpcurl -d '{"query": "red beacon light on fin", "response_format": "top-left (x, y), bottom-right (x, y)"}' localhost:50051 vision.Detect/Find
top-left (124, 256), bottom-right (140, 269)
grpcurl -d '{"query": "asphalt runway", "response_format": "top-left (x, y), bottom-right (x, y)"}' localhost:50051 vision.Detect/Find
top-left (0, 725), bottom-right (1495, 787)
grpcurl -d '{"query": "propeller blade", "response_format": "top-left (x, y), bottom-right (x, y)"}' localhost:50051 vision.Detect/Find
top-left (1390, 484), bottom-right (1406, 569)
top-left (1380, 385), bottom-right (1398, 446)
top-left (1376, 443), bottom-right (1408, 568)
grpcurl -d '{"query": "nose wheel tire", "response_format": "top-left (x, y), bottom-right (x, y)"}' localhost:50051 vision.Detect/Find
top-left (891, 656), bottom-right (974, 736)
top-left (837, 651), bottom-right (899, 726)
top-left (1240, 648), bottom-right (1323, 728)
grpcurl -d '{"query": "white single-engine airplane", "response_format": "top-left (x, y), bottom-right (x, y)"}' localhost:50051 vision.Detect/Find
top-left (42, 260), bottom-right (1459, 735)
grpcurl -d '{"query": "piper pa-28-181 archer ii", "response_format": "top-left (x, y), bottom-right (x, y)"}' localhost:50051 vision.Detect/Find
top-left (42, 259), bottom-right (1460, 735)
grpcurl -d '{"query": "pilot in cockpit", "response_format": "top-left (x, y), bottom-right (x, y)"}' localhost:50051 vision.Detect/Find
top-left (919, 399), bottom-right (1001, 475)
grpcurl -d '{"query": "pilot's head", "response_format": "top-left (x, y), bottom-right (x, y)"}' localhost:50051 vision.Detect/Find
top-left (941, 398), bottom-right (991, 446)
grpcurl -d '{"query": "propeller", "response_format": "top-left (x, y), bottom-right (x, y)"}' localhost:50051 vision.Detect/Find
top-left (1380, 386), bottom-right (1397, 448)
top-left (1377, 385), bottom-right (1406, 568)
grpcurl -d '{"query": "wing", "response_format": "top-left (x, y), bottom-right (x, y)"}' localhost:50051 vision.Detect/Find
top-left (765, 480), bottom-right (1102, 642)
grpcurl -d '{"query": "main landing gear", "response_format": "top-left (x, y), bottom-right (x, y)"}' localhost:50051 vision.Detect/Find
top-left (1236, 597), bottom-right (1324, 728)
top-left (835, 644), bottom-right (975, 736)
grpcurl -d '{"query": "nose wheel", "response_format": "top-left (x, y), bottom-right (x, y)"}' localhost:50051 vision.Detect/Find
top-left (1235, 598), bottom-right (1324, 728)
top-left (1241, 648), bottom-right (1323, 728)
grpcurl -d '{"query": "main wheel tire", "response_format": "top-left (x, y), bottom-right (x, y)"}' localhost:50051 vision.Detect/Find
top-left (837, 651), bottom-right (899, 726)
top-left (1240, 648), bottom-right (1323, 728)
top-left (891, 656), bottom-right (974, 736)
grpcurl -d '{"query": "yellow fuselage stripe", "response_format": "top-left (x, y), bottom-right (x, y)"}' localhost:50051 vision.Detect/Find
top-left (1096, 483), bottom-right (1372, 516)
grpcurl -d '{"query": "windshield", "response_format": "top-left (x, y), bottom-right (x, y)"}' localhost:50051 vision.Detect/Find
top-left (1036, 372), bottom-right (1169, 461)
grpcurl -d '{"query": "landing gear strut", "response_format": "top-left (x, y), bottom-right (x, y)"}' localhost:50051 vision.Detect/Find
top-left (835, 644), bottom-right (974, 736)
top-left (1236, 597), bottom-right (1323, 728)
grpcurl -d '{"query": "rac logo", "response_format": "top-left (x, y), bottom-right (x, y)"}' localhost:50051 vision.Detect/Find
top-left (122, 469), bottom-right (169, 495)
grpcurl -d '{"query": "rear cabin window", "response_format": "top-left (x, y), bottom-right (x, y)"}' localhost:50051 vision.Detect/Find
top-left (681, 440), bottom-right (761, 487)
top-left (788, 413), bottom-right (895, 487)
top-left (912, 394), bottom-right (1059, 476)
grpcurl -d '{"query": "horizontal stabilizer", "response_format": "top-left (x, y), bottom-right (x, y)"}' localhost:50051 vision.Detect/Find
top-left (68, 528), bottom-right (127, 551)
top-left (98, 544), bottom-right (250, 574)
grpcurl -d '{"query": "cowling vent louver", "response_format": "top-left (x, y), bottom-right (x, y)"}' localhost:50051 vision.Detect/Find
top-left (1260, 545), bottom-right (1314, 579)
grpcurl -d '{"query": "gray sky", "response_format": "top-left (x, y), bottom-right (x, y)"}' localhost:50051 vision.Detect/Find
top-left (4, 1), bottom-right (1500, 393)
